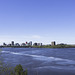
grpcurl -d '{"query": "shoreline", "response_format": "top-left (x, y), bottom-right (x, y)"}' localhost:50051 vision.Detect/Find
top-left (1, 45), bottom-right (75, 48)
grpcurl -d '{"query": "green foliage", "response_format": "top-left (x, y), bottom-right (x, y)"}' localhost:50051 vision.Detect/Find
top-left (10, 71), bottom-right (14, 75)
top-left (14, 64), bottom-right (28, 75)
top-left (32, 44), bottom-right (75, 48)
top-left (0, 50), bottom-right (28, 75)
top-left (23, 69), bottom-right (27, 75)
top-left (0, 64), bottom-right (28, 75)
top-left (15, 64), bottom-right (23, 75)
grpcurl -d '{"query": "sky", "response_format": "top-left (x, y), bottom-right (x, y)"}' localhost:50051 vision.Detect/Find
top-left (0, 0), bottom-right (75, 45)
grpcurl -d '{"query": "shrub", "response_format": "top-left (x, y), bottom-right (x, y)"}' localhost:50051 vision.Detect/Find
top-left (14, 64), bottom-right (28, 75)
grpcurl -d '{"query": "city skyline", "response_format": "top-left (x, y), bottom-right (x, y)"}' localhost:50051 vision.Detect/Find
top-left (0, 0), bottom-right (75, 44)
top-left (0, 40), bottom-right (74, 46)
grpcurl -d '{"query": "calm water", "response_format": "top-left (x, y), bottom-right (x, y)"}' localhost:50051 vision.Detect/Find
top-left (1, 48), bottom-right (75, 75)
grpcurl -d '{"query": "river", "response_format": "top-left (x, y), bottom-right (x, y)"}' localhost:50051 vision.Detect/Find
top-left (0, 48), bottom-right (75, 75)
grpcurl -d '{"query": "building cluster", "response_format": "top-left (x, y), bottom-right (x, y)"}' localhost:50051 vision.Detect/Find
top-left (33, 43), bottom-right (42, 46)
top-left (3, 41), bottom-right (32, 46)
top-left (2, 41), bottom-right (43, 46)
top-left (2, 41), bottom-right (56, 47)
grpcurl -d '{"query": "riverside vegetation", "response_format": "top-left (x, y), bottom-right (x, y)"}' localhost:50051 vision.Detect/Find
top-left (33, 44), bottom-right (75, 48)
top-left (0, 64), bottom-right (28, 75)
top-left (1, 44), bottom-right (75, 48)
top-left (0, 49), bottom-right (27, 75)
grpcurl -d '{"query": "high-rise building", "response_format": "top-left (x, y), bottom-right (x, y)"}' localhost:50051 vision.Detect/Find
top-left (11, 41), bottom-right (14, 46)
top-left (3, 43), bottom-right (7, 46)
top-left (29, 41), bottom-right (32, 46)
top-left (33, 43), bottom-right (37, 46)
top-left (51, 41), bottom-right (56, 46)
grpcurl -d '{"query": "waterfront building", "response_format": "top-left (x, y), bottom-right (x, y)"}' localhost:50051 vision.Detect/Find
top-left (21, 43), bottom-right (26, 46)
top-left (26, 42), bottom-right (28, 44)
top-left (25, 42), bottom-right (28, 46)
top-left (11, 41), bottom-right (14, 46)
top-left (15, 43), bottom-right (20, 46)
top-left (57, 43), bottom-right (67, 45)
top-left (29, 41), bottom-right (32, 46)
top-left (33, 43), bottom-right (37, 46)
top-left (37, 43), bottom-right (42, 46)
top-left (8, 44), bottom-right (11, 46)
top-left (3, 43), bottom-right (7, 46)
top-left (51, 41), bottom-right (56, 46)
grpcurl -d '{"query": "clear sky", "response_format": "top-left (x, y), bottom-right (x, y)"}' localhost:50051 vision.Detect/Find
top-left (0, 0), bottom-right (75, 45)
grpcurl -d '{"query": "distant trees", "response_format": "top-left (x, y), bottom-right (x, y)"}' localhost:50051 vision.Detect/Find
top-left (32, 44), bottom-right (75, 48)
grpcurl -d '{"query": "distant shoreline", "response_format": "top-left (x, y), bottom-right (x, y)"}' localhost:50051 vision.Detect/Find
top-left (1, 44), bottom-right (75, 48)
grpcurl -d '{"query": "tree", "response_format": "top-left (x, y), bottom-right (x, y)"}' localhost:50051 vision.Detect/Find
top-left (14, 64), bottom-right (23, 75)
top-left (23, 69), bottom-right (28, 75)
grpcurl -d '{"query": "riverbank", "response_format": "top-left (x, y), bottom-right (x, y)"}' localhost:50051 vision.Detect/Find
top-left (1, 44), bottom-right (75, 48)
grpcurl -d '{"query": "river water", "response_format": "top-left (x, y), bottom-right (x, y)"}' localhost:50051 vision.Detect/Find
top-left (0, 48), bottom-right (75, 75)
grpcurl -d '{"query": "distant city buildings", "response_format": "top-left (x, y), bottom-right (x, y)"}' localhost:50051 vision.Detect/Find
top-left (29, 41), bottom-right (32, 46)
top-left (1, 40), bottom-right (58, 47)
top-left (51, 41), bottom-right (56, 46)
top-left (3, 43), bottom-right (7, 46)
top-left (37, 43), bottom-right (42, 46)
top-left (21, 43), bottom-right (26, 46)
top-left (11, 41), bottom-right (14, 46)
top-left (15, 43), bottom-right (20, 46)
top-left (33, 43), bottom-right (37, 46)
top-left (8, 44), bottom-right (11, 46)
top-left (33, 42), bottom-right (42, 46)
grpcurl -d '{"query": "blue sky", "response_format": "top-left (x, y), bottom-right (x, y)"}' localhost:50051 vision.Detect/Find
top-left (0, 0), bottom-right (75, 44)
